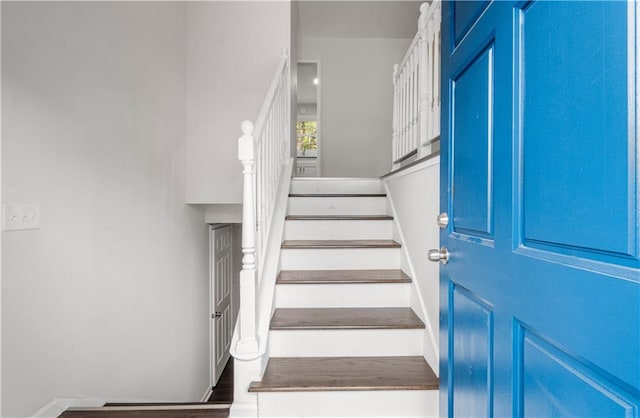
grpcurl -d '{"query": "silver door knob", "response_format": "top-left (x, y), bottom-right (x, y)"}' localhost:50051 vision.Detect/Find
top-left (428, 247), bottom-right (449, 265)
top-left (437, 212), bottom-right (449, 229)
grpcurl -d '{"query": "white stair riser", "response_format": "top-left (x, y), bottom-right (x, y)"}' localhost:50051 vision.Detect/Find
top-left (290, 178), bottom-right (383, 195)
top-left (275, 283), bottom-right (410, 308)
top-left (284, 220), bottom-right (393, 240)
top-left (287, 197), bottom-right (387, 216)
top-left (256, 390), bottom-right (438, 418)
top-left (280, 248), bottom-right (401, 270)
top-left (269, 329), bottom-right (423, 357)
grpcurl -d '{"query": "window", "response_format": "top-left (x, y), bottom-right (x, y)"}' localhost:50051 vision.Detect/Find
top-left (296, 120), bottom-right (317, 155)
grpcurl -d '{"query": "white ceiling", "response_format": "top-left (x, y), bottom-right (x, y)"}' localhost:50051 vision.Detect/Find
top-left (298, 1), bottom-right (424, 39)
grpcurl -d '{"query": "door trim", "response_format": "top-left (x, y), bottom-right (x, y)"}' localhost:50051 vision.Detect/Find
top-left (297, 59), bottom-right (321, 177)
top-left (209, 223), bottom-right (232, 388)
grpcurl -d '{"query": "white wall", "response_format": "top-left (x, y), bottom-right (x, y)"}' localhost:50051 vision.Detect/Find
top-left (297, 63), bottom-right (317, 104)
top-left (299, 37), bottom-right (411, 178)
top-left (186, 1), bottom-right (292, 205)
top-left (2, 3), bottom-right (210, 416)
top-left (384, 157), bottom-right (440, 373)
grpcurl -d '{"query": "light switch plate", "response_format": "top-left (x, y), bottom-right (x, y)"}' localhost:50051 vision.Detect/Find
top-left (3, 204), bottom-right (41, 231)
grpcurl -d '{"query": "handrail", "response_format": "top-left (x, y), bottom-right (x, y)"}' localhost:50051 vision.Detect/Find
top-left (254, 53), bottom-right (290, 143)
top-left (233, 49), bottom-right (291, 361)
top-left (392, 1), bottom-right (441, 168)
top-left (395, 31), bottom-right (421, 82)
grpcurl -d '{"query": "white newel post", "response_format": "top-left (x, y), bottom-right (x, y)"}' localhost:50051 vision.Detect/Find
top-left (230, 52), bottom-right (291, 418)
top-left (236, 120), bottom-right (259, 360)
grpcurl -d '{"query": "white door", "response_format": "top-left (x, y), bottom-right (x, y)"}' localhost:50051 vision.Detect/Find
top-left (210, 225), bottom-right (233, 385)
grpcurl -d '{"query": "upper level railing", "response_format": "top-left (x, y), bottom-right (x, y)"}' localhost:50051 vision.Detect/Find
top-left (234, 50), bottom-right (291, 360)
top-left (392, 0), bottom-right (441, 168)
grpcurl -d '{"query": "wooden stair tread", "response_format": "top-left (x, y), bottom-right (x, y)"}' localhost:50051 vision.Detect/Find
top-left (103, 403), bottom-right (229, 407)
top-left (289, 193), bottom-right (386, 197)
top-left (285, 214), bottom-right (393, 221)
top-left (60, 404), bottom-right (230, 418)
top-left (281, 239), bottom-right (400, 249)
top-left (270, 307), bottom-right (424, 330)
top-left (277, 269), bottom-right (411, 284)
top-left (248, 356), bottom-right (438, 392)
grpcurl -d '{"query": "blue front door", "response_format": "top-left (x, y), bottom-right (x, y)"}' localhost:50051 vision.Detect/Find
top-left (440, 1), bottom-right (640, 416)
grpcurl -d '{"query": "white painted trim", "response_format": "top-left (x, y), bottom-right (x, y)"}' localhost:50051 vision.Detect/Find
top-left (30, 398), bottom-right (105, 418)
top-left (382, 179), bottom-right (439, 374)
top-left (382, 155), bottom-right (440, 182)
top-left (297, 59), bottom-right (322, 177)
top-left (209, 224), bottom-right (233, 388)
top-left (316, 60), bottom-right (322, 177)
top-left (229, 403), bottom-right (260, 418)
top-left (1, 2), bottom-right (4, 412)
top-left (200, 385), bottom-right (214, 403)
top-left (209, 226), bottom-right (215, 390)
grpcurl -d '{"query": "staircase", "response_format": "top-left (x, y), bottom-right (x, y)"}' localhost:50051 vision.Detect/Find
top-left (247, 177), bottom-right (438, 418)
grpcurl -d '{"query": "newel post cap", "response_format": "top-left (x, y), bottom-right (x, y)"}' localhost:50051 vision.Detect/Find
top-left (241, 120), bottom-right (254, 135)
top-left (238, 120), bottom-right (255, 161)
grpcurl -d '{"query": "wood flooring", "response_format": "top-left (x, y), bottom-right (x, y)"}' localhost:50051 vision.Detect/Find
top-left (270, 307), bottom-right (425, 330)
top-left (248, 356), bottom-right (439, 392)
top-left (281, 239), bottom-right (400, 249)
top-left (59, 405), bottom-right (230, 418)
top-left (285, 215), bottom-right (393, 221)
top-left (207, 358), bottom-right (234, 404)
top-left (288, 193), bottom-right (386, 198)
top-left (277, 269), bottom-right (411, 284)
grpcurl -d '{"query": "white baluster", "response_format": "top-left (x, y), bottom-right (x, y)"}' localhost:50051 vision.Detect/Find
top-left (236, 120), bottom-right (259, 360)
top-left (407, 52), bottom-right (415, 154)
top-left (434, 1), bottom-right (442, 139)
top-left (415, 48), bottom-right (420, 151)
top-left (418, 2), bottom-right (432, 156)
top-left (393, 64), bottom-right (399, 165)
top-left (402, 67), bottom-right (408, 157)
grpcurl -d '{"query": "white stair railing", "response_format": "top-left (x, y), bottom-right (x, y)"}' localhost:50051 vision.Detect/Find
top-left (392, 0), bottom-right (441, 168)
top-left (234, 50), bottom-right (291, 360)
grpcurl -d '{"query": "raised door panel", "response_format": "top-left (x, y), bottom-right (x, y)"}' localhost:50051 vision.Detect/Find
top-left (517, 1), bottom-right (636, 263)
top-left (451, 44), bottom-right (495, 239)
top-left (517, 325), bottom-right (637, 417)
top-left (450, 284), bottom-right (494, 418)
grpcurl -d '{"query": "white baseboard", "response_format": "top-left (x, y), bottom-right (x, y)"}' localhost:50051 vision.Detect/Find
top-left (200, 385), bottom-right (213, 402)
top-left (30, 397), bottom-right (105, 418)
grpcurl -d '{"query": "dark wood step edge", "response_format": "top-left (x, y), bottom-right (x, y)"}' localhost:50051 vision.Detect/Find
top-left (248, 382), bottom-right (437, 392)
top-left (270, 308), bottom-right (425, 330)
top-left (289, 193), bottom-right (386, 197)
top-left (285, 215), bottom-right (393, 221)
top-left (103, 403), bottom-right (230, 408)
top-left (248, 357), bottom-right (439, 393)
top-left (281, 240), bottom-right (401, 249)
top-left (276, 270), bottom-right (411, 284)
top-left (68, 404), bottom-right (231, 411)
